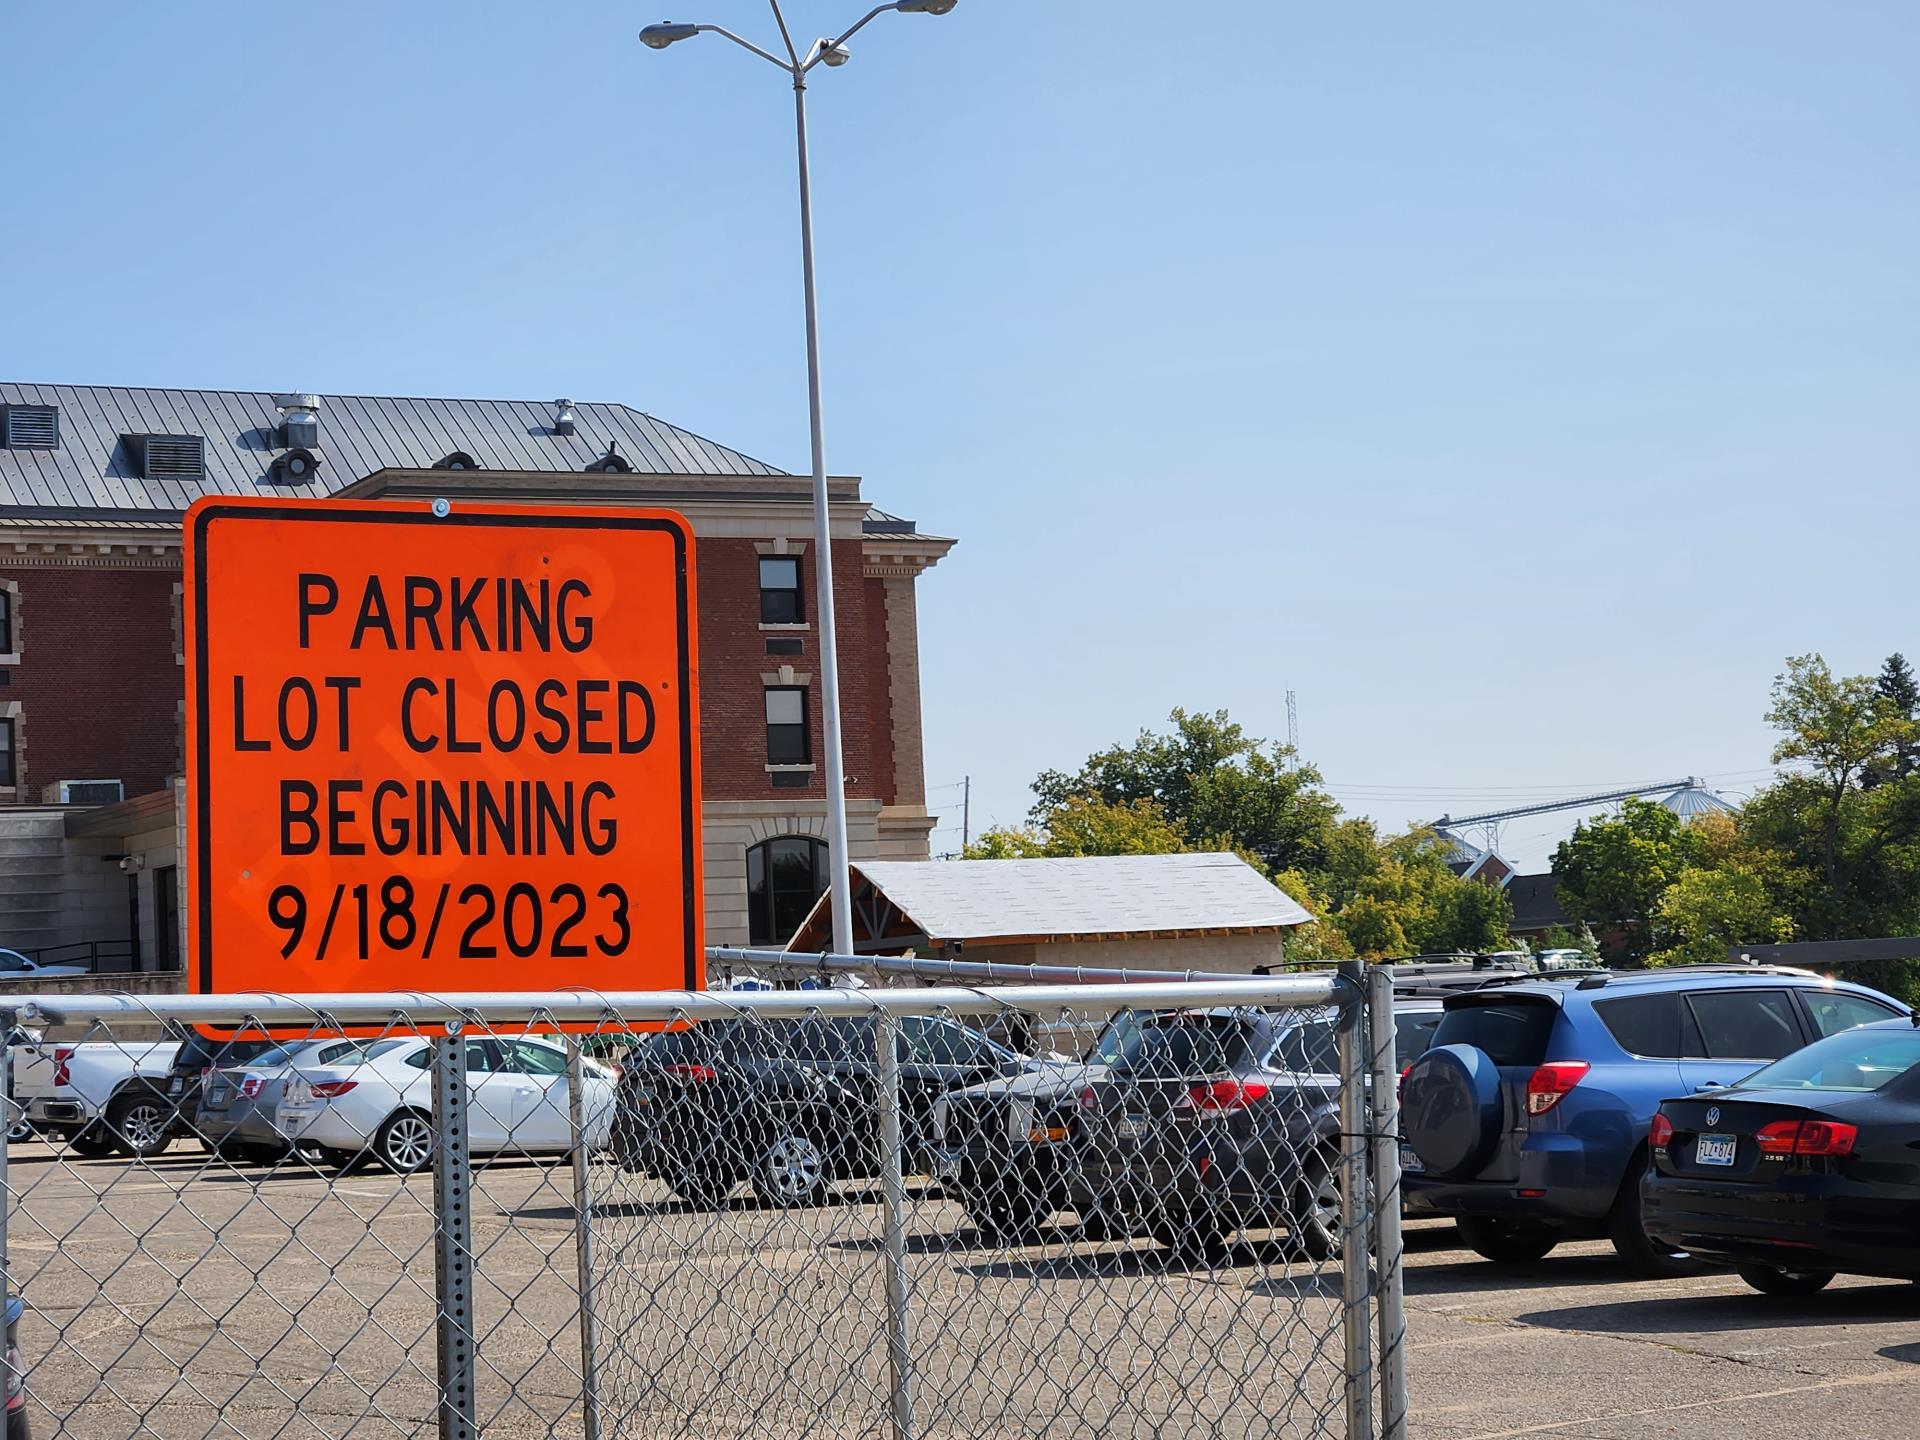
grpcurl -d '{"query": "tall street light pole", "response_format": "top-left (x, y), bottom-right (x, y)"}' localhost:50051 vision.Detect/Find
top-left (641, 1), bottom-right (957, 957)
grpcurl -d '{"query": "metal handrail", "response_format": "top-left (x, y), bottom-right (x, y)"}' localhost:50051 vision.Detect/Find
top-left (0, 975), bottom-right (1343, 1029)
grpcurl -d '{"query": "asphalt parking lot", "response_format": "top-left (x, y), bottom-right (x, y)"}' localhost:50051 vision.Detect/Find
top-left (6, 1142), bottom-right (1918, 1438)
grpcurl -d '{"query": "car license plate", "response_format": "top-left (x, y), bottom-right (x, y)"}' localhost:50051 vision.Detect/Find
top-left (1399, 1144), bottom-right (1424, 1174)
top-left (169, 1077), bottom-right (185, 1096)
top-left (207, 1086), bottom-right (229, 1106)
top-left (933, 1150), bottom-right (963, 1183)
top-left (1696, 1134), bottom-right (1737, 1167)
top-left (1119, 1114), bottom-right (1152, 1140)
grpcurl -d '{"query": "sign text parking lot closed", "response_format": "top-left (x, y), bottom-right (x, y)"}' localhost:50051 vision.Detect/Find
top-left (185, 499), bottom-right (702, 995)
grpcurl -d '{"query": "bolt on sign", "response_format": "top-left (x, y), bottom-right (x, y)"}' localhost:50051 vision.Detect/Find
top-left (184, 498), bottom-right (702, 996)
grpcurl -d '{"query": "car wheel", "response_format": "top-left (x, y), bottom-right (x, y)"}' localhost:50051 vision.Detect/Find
top-left (66, 1124), bottom-right (119, 1159)
top-left (1738, 1266), bottom-right (1836, 1297)
top-left (1608, 1161), bottom-right (1703, 1278)
top-left (6, 1118), bottom-right (33, 1144)
top-left (107, 1092), bottom-right (175, 1160)
top-left (374, 1111), bottom-right (435, 1175)
top-left (1287, 1147), bottom-right (1345, 1261)
top-left (753, 1132), bottom-right (829, 1208)
top-left (1455, 1215), bottom-right (1560, 1264)
top-left (963, 1183), bottom-right (1053, 1243)
top-left (1152, 1217), bottom-right (1233, 1263)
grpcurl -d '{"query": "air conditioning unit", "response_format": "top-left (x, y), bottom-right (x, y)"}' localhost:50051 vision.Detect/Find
top-left (55, 780), bottom-right (124, 805)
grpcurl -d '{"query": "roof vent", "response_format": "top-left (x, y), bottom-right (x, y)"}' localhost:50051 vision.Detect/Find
top-left (272, 447), bottom-right (323, 482)
top-left (130, 434), bottom-right (206, 481)
top-left (275, 393), bottom-right (321, 448)
top-left (434, 451), bottom-right (480, 471)
top-left (1, 404), bottom-right (59, 450)
top-left (553, 399), bottom-right (577, 437)
top-left (586, 441), bottom-right (632, 474)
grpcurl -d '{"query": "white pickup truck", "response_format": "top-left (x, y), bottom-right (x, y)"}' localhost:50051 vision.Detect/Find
top-left (10, 1037), bottom-right (180, 1157)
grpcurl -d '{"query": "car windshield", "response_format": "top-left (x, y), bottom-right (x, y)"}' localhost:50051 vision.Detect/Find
top-left (1106, 1015), bottom-right (1254, 1077)
top-left (1734, 1026), bottom-right (1920, 1093)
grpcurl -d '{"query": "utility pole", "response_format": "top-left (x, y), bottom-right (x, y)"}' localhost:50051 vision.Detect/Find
top-left (961, 775), bottom-right (971, 853)
top-left (1286, 690), bottom-right (1300, 759)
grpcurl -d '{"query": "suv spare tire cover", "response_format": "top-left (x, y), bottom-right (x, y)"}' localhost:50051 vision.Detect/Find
top-left (1403, 1043), bottom-right (1504, 1180)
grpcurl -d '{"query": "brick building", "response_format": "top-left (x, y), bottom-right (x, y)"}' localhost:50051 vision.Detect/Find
top-left (0, 384), bottom-right (952, 969)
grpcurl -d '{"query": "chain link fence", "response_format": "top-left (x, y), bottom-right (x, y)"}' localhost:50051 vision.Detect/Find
top-left (0, 972), bottom-right (1405, 1439)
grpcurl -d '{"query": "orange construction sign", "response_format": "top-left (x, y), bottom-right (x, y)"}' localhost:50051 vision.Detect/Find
top-left (184, 498), bottom-right (702, 996)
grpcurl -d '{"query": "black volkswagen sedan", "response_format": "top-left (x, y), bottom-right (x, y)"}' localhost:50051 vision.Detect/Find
top-left (1642, 1018), bottom-right (1920, 1295)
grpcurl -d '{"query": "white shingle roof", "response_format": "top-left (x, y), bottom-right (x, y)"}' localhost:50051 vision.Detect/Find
top-left (824, 852), bottom-right (1312, 944)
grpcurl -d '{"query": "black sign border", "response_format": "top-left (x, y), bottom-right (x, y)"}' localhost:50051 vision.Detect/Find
top-left (190, 502), bottom-right (700, 994)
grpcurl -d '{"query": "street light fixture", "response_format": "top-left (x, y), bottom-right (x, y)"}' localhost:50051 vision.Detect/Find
top-left (638, 21), bottom-right (699, 48)
top-left (638, 1), bottom-right (957, 958)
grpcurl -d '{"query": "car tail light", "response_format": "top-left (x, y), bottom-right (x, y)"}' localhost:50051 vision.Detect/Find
top-left (307, 1080), bottom-right (357, 1100)
top-left (1179, 1080), bottom-right (1270, 1114)
top-left (1077, 1087), bottom-right (1099, 1111)
top-left (1649, 1113), bottom-right (1674, 1150)
top-left (662, 1064), bottom-right (715, 1083)
top-left (52, 1048), bottom-right (73, 1087)
top-left (1525, 1061), bottom-right (1590, 1116)
top-left (1756, 1119), bottom-right (1856, 1158)
top-left (238, 1075), bottom-right (265, 1100)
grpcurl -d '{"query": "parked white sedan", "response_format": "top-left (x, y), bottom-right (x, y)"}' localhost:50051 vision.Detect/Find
top-left (0, 949), bottom-right (89, 980)
top-left (274, 1035), bottom-right (617, 1173)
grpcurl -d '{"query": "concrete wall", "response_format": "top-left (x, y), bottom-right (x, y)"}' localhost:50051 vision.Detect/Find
top-left (0, 809), bottom-right (69, 954)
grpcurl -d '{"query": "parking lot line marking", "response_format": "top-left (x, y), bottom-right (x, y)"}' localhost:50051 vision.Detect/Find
top-left (1449, 1370), bottom-right (1897, 1439)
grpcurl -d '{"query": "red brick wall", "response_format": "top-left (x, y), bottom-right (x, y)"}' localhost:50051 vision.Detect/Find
top-left (0, 568), bottom-right (182, 797)
top-left (694, 537), bottom-right (883, 803)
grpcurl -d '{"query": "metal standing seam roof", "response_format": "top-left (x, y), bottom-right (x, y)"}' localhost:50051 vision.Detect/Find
top-left (0, 383), bottom-right (787, 514)
top-left (801, 853), bottom-right (1315, 946)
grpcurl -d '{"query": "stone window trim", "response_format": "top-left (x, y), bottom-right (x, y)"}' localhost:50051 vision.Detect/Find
top-left (765, 763), bottom-right (818, 774)
top-left (760, 667), bottom-right (814, 687)
top-left (0, 700), bottom-right (22, 795)
top-left (172, 581), bottom-right (184, 667)
top-left (758, 622), bottom-right (812, 633)
top-left (752, 539), bottom-right (809, 557)
top-left (0, 578), bottom-right (19, 665)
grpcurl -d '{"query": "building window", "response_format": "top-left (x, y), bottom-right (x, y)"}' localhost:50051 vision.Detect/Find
top-left (0, 718), bottom-right (13, 786)
top-left (760, 556), bottom-right (804, 625)
top-left (0, 588), bottom-right (11, 656)
top-left (747, 837), bottom-right (829, 946)
top-left (766, 687), bottom-right (810, 764)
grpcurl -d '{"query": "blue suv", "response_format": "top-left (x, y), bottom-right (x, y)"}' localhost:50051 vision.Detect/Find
top-left (1399, 966), bottom-right (1906, 1274)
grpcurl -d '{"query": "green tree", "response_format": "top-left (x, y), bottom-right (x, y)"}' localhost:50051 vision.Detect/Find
top-left (1335, 830), bottom-right (1513, 959)
top-left (1647, 866), bottom-right (1794, 967)
top-left (1031, 708), bottom-right (1340, 874)
top-left (1865, 652), bottom-right (1920, 788)
top-left (963, 796), bottom-right (1189, 860)
top-left (1551, 798), bottom-right (1706, 961)
top-left (1762, 653), bottom-right (1919, 925)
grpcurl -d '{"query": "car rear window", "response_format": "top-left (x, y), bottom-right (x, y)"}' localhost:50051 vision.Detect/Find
top-left (1594, 993), bottom-right (1686, 1058)
top-left (174, 1036), bottom-right (282, 1071)
top-left (1394, 1010), bottom-right (1443, 1065)
top-left (1110, 1016), bottom-right (1254, 1076)
top-left (1736, 1027), bottom-right (1920, 1092)
top-left (1431, 1001), bottom-right (1557, 1068)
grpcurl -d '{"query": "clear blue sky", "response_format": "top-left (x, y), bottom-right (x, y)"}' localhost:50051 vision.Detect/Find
top-left (5, 2), bottom-right (1916, 870)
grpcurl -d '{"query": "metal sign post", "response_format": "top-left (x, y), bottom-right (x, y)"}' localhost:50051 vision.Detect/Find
top-left (567, 1038), bottom-right (603, 1440)
top-left (873, 1009), bottom-right (916, 1440)
top-left (1337, 962), bottom-right (1376, 1440)
top-left (432, 1026), bottom-right (476, 1440)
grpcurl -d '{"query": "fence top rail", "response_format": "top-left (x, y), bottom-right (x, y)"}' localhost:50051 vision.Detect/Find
top-left (0, 976), bottom-right (1346, 1029)
top-left (708, 946), bottom-right (1316, 988)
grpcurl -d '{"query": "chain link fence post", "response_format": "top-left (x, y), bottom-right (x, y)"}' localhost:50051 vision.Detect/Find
top-left (1337, 961), bottom-right (1376, 1440)
top-left (432, 1023), bottom-right (476, 1440)
top-left (872, 1006), bottom-right (917, 1440)
top-left (1366, 963), bottom-right (1409, 1439)
top-left (567, 1036), bottom-right (603, 1440)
